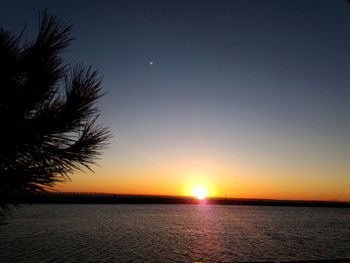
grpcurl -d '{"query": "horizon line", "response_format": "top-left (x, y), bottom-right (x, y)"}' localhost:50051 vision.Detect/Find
top-left (47, 191), bottom-right (350, 203)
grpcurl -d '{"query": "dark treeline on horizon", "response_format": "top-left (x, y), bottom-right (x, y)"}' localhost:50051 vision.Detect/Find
top-left (4, 192), bottom-right (350, 208)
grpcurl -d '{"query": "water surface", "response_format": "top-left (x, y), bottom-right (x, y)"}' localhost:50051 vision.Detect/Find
top-left (1, 204), bottom-right (349, 262)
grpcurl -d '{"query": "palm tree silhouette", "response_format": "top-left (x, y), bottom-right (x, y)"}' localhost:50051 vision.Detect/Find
top-left (0, 11), bottom-right (111, 211)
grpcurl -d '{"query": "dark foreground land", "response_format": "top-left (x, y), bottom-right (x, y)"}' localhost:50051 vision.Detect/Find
top-left (214, 260), bottom-right (350, 263)
top-left (221, 260), bottom-right (350, 263)
top-left (5, 192), bottom-right (350, 208)
top-left (225, 260), bottom-right (350, 263)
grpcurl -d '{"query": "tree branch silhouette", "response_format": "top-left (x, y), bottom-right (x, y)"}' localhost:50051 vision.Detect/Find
top-left (0, 11), bottom-right (111, 211)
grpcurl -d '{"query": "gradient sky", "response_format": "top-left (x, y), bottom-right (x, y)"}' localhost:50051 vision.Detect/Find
top-left (1, 0), bottom-right (349, 201)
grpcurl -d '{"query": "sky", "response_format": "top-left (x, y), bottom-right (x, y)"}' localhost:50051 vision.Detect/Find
top-left (1, 0), bottom-right (349, 201)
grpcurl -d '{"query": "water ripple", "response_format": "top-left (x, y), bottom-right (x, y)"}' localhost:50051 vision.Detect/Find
top-left (1, 204), bottom-right (350, 262)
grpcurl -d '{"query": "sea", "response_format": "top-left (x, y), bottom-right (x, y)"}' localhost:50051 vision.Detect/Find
top-left (0, 204), bottom-right (349, 262)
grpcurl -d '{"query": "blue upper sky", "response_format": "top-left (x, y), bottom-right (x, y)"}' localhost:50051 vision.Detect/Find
top-left (1, 0), bottom-right (349, 199)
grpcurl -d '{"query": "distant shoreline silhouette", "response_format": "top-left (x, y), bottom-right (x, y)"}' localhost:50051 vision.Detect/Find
top-left (6, 192), bottom-right (350, 208)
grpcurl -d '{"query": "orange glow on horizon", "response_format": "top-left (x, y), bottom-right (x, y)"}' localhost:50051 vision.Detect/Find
top-left (55, 164), bottom-right (350, 202)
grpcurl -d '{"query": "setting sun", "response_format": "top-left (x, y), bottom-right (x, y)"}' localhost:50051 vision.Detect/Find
top-left (191, 186), bottom-right (208, 200)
